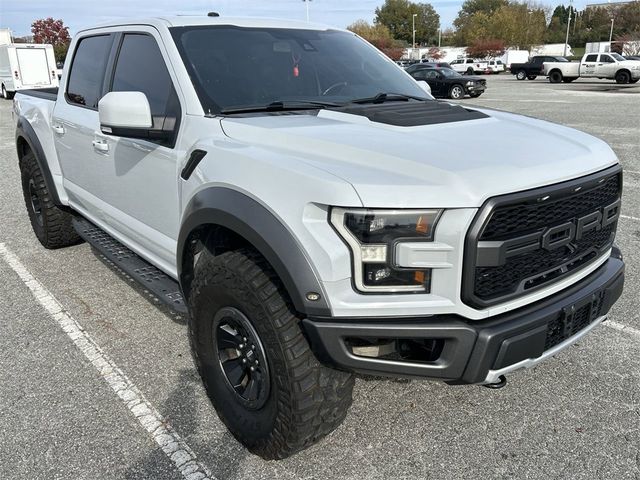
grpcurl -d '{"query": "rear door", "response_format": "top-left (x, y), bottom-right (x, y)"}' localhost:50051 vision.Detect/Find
top-left (16, 46), bottom-right (51, 87)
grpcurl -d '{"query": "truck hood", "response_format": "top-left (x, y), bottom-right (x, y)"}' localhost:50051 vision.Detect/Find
top-left (220, 105), bottom-right (618, 208)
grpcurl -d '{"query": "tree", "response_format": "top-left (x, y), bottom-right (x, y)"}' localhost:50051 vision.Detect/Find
top-left (31, 18), bottom-right (70, 46)
top-left (375, 0), bottom-right (440, 46)
top-left (616, 33), bottom-right (640, 56)
top-left (453, 0), bottom-right (508, 45)
top-left (466, 39), bottom-right (506, 58)
top-left (425, 47), bottom-right (443, 59)
top-left (347, 20), bottom-right (406, 60)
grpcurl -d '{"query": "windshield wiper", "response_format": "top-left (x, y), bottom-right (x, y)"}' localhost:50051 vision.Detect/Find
top-left (350, 92), bottom-right (427, 105)
top-left (220, 100), bottom-right (342, 114)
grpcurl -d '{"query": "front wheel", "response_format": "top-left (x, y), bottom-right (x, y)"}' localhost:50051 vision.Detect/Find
top-left (449, 84), bottom-right (465, 99)
top-left (549, 71), bottom-right (563, 83)
top-left (516, 70), bottom-right (527, 80)
top-left (615, 70), bottom-right (631, 84)
top-left (466, 67), bottom-right (474, 75)
top-left (189, 248), bottom-right (354, 459)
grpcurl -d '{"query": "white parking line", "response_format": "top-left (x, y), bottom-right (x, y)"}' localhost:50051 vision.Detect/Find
top-left (0, 243), bottom-right (214, 480)
top-left (604, 320), bottom-right (640, 339)
top-left (621, 214), bottom-right (640, 222)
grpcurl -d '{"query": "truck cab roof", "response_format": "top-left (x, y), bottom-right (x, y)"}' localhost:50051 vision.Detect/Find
top-left (81, 16), bottom-right (335, 34)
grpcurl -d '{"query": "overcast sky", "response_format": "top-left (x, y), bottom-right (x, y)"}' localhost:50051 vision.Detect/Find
top-left (1, 0), bottom-right (593, 37)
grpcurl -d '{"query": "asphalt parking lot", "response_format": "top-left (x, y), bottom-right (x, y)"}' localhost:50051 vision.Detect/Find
top-left (0, 74), bottom-right (639, 480)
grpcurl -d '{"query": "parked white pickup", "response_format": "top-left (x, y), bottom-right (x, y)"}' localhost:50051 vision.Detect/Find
top-left (542, 52), bottom-right (640, 84)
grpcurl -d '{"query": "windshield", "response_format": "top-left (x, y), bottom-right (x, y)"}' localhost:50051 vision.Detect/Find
top-left (170, 26), bottom-right (430, 114)
top-left (440, 69), bottom-right (462, 78)
top-left (610, 53), bottom-right (626, 61)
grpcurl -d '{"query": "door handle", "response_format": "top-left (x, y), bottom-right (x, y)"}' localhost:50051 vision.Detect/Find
top-left (52, 124), bottom-right (65, 135)
top-left (92, 138), bottom-right (109, 153)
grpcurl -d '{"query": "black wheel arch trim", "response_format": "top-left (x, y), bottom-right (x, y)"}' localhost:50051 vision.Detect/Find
top-left (16, 116), bottom-right (63, 207)
top-left (177, 187), bottom-right (331, 317)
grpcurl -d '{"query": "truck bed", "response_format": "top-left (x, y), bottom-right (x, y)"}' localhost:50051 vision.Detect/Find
top-left (18, 87), bottom-right (58, 101)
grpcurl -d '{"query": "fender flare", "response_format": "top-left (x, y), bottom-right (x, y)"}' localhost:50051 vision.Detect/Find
top-left (16, 116), bottom-right (63, 206)
top-left (177, 187), bottom-right (331, 317)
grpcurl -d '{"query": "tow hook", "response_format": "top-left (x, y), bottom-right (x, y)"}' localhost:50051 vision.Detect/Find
top-left (483, 375), bottom-right (507, 389)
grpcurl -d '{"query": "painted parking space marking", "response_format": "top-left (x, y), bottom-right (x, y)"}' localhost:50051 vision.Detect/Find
top-left (0, 243), bottom-right (214, 480)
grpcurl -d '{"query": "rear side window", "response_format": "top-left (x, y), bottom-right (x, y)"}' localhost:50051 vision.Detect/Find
top-left (585, 54), bottom-right (598, 62)
top-left (67, 35), bottom-right (113, 108)
top-left (110, 33), bottom-right (181, 145)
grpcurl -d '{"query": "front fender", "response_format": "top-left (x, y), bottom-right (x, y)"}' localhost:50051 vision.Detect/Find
top-left (178, 187), bottom-right (331, 317)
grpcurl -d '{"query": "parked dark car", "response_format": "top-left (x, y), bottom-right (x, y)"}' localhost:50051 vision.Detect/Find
top-left (624, 56), bottom-right (640, 61)
top-left (510, 56), bottom-right (568, 80)
top-left (405, 62), bottom-right (452, 74)
top-left (409, 67), bottom-right (486, 99)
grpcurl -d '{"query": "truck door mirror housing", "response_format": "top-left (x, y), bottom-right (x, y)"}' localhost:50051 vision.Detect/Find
top-left (98, 91), bottom-right (171, 142)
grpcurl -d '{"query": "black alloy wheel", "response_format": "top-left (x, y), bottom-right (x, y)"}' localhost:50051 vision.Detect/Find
top-left (214, 306), bottom-right (270, 409)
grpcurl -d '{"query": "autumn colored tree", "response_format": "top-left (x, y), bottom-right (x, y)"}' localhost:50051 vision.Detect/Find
top-left (31, 18), bottom-right (70, 45)
top-left (466, 39), bottom-right (506, 58)
top-left (426, 47), bottom-right (443, 59)
top-left (347, 20), bottom-right (406, 60)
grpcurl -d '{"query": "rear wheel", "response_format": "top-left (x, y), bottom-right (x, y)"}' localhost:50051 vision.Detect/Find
top-left (516, 70), bottom-right (527, 80)
top-left (19, 151), bottom-right (81, 249)
top-left (549, 70), bottom-right (563, 83)
top-left (189, 248), bottom-right (354, 459)
top-left (449, 84), bottom-right (465, 99)
top-left (615, 70), bottom-right (631, 84)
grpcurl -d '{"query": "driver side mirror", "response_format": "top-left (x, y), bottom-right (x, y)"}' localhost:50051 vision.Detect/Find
top-left (98, 91), bottom-right (171, 142)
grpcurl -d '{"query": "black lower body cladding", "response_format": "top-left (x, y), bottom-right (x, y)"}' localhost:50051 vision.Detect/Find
top-left (303, 251), bottom-right (624, 384)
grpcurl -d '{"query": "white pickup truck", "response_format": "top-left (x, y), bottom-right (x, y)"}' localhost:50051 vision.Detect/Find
top-left (13, 15), bottom-right (625, 459)
top-left (543, 52), bottom-right (640, 84)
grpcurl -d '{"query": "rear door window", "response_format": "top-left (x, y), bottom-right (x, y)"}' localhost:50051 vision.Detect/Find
top-left (67, 35), bottom-right (113, 108)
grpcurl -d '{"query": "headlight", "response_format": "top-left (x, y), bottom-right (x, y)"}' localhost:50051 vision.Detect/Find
top-left (330, 208), bottom-right (442, 293)
top-left (466, 81), bottom-right (474, 86)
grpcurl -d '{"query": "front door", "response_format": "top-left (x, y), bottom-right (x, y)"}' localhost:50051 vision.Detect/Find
top-left (53, 29), bottom-right (183, 273)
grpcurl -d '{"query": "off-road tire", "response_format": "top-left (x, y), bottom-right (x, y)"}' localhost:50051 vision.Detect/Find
top-left (188, 248), bottom-right (355, 459)
top-left (20, 151), bottom-right (81, 249)
top-left (516, 70), bottom-right (527, 80)
top-left (615, 70), bottom-right (630, 84)
top-left (549, 70), bottom-right (563, 83)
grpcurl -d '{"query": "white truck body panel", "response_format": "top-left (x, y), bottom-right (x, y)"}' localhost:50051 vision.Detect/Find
top-left (0, 43), bottom-right (58, 94)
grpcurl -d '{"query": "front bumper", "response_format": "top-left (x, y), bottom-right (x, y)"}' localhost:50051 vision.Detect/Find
top-left (303, 252), bottom-right (624, 385)
top-left (466, 83), bottom-right (486, 94)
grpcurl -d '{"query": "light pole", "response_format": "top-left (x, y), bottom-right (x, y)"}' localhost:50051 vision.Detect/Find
top-left (608, 18), bottom-right (615, 45)
top-left (438, 28), bottom-right (441, 48)
top-left (412, 13), bottom-right (417, 59)
top-left (303, 0), bottom-right (312, 22)
top-left (564, 2), bottom-right (573, 57)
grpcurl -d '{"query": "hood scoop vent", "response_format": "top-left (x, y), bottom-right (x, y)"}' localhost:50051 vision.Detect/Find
top-left (335, 101), bottom-right (488, 127)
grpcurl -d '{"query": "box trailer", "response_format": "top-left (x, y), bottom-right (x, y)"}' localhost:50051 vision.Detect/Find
top-left (0, 43), bottom-right (59, 99)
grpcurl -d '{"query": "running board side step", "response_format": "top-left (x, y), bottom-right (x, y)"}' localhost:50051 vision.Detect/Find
top-left (72, 217), bottom-right (188, 314)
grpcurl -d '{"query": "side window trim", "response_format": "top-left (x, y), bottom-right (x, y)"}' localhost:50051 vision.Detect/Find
top-left (65, 33), bottom-right (116, 111)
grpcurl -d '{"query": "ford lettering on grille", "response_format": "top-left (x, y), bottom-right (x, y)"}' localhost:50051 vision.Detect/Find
top-left (462, 167), bottom-right (622, 308)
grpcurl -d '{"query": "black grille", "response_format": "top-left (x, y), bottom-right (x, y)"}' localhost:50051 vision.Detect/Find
top-left (463, 167), bottom-right (622, 308)
top-left (480, 174), bottom-right (620, 241)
